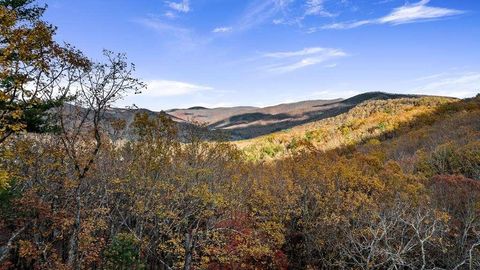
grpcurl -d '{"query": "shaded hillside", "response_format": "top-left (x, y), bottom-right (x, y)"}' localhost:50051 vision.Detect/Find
top-left (104, 92), bottom-right (417, 140)
top-left (168, 92), bottom-right (417, 139)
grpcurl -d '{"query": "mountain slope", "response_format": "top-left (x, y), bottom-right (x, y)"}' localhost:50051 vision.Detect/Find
top-left (106, 92), bottom-right (419, 140)
top-left (167, 92), bottom-right (418, 139)
top-left (240, 95), bottom-right (458, 160)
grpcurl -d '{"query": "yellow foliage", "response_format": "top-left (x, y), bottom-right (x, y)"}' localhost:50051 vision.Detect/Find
top-left (0, 169), bottom-right (9, 189)
top-left (240, 97), bottom-right (456, 160)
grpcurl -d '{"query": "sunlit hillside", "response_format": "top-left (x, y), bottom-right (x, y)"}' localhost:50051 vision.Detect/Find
top-left (240, 96), bottom-right (457, 160)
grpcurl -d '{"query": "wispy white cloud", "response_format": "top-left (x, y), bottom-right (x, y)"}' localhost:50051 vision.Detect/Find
top-left (234, 0), bottom-right (343, 31)
top-left (272, 18), bottom-right (285, 25)
top-left (324, 63), bottom-right (338, 68)
top-left (261, 47), bottom-right (347, 73)
top-left (134, 17), bottom-right (209, 50)
top-left (264, 47), bottom-right (338, 58)
top-left (136, 17), bottom-right (190, 35)
top-left (265, 57), bottom-right (333, 73)
top-left (379, 0), bottom-right (464, 24)
top-left (269, 0), bottom-right (337, 27)
top-left (411, 72), bottom-right (480, 98)
top-left (212, 26), bottom-right (233, 33)
top-left (164, 11), bottom-right (177, 19)
top-left (146, 80), bottom-right (213, 97)
top-left (413, 72), bottom-right (450, 82)
top-left (316, 0), bottom-right (464, 31)
top-left (305, 0), bottom-right (335, 17)
top-left (376, 0), bottom-right (395, 4)
top-left (237, 0), bottom-right (293, 30)
top-left (318, 20), bottom-right (370, 30)
top-left (166, 0), bottom-right (190, 13)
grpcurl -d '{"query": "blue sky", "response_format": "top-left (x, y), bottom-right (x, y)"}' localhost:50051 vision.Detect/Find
top-left (42, 0), bottom-right (480, 110)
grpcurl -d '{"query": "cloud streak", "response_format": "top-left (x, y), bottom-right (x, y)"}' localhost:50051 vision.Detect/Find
top-left (264, 47), bottom-right (331, 58)
top-left (412, 72), bottom-right (480, 98)
top-left (305, 0), bottom-right (335, 17)
top-left (237, 0), bottom-right (293, 30)
top-left (262, 47), bottom-right (347, 73)
top-left (233, 0), bottom-right (341, 31)
top-left (212, 26), bottom-right (233, 33)
top-left (317, 0), bottom-right (464, 30)
top-left (146, 80), bottom-right (213, 97)
top-left (166, 0), bottom-right (190, 13)
top-left (134, 17), bottom-right (211, 50)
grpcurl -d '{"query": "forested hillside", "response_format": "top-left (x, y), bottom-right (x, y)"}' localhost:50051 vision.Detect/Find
top-left (1, 1), bottom-right (480, 270)
top-left (240, 96), bottom-right (457, 159)
top-left (85, 92), bottom-right (419, 141)
top-left (165, 92), bottom-right (416, 140)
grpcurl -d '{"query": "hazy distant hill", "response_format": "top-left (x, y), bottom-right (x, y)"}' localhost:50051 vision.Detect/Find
top-left (105, 92), bottom-right (418, 140)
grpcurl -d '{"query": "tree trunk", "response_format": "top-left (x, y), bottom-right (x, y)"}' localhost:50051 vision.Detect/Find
top-left (183, 232), bottom-right (194, 270)
top-left (0, 226), bottom-right (26, 263)
top-left (68, 188), bottom-right (82, 270)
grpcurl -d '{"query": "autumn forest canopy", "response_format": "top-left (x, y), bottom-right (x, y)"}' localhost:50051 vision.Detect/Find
top-left (1, 1), bottom-right (480, 269)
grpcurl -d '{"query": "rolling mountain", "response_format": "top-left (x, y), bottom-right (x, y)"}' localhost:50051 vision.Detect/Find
top-left (105, 92), bottom-right (419, 140)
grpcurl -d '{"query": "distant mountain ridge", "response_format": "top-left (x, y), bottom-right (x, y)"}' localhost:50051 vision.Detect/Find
top-left (105, 92), bottom-right (421, 140)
